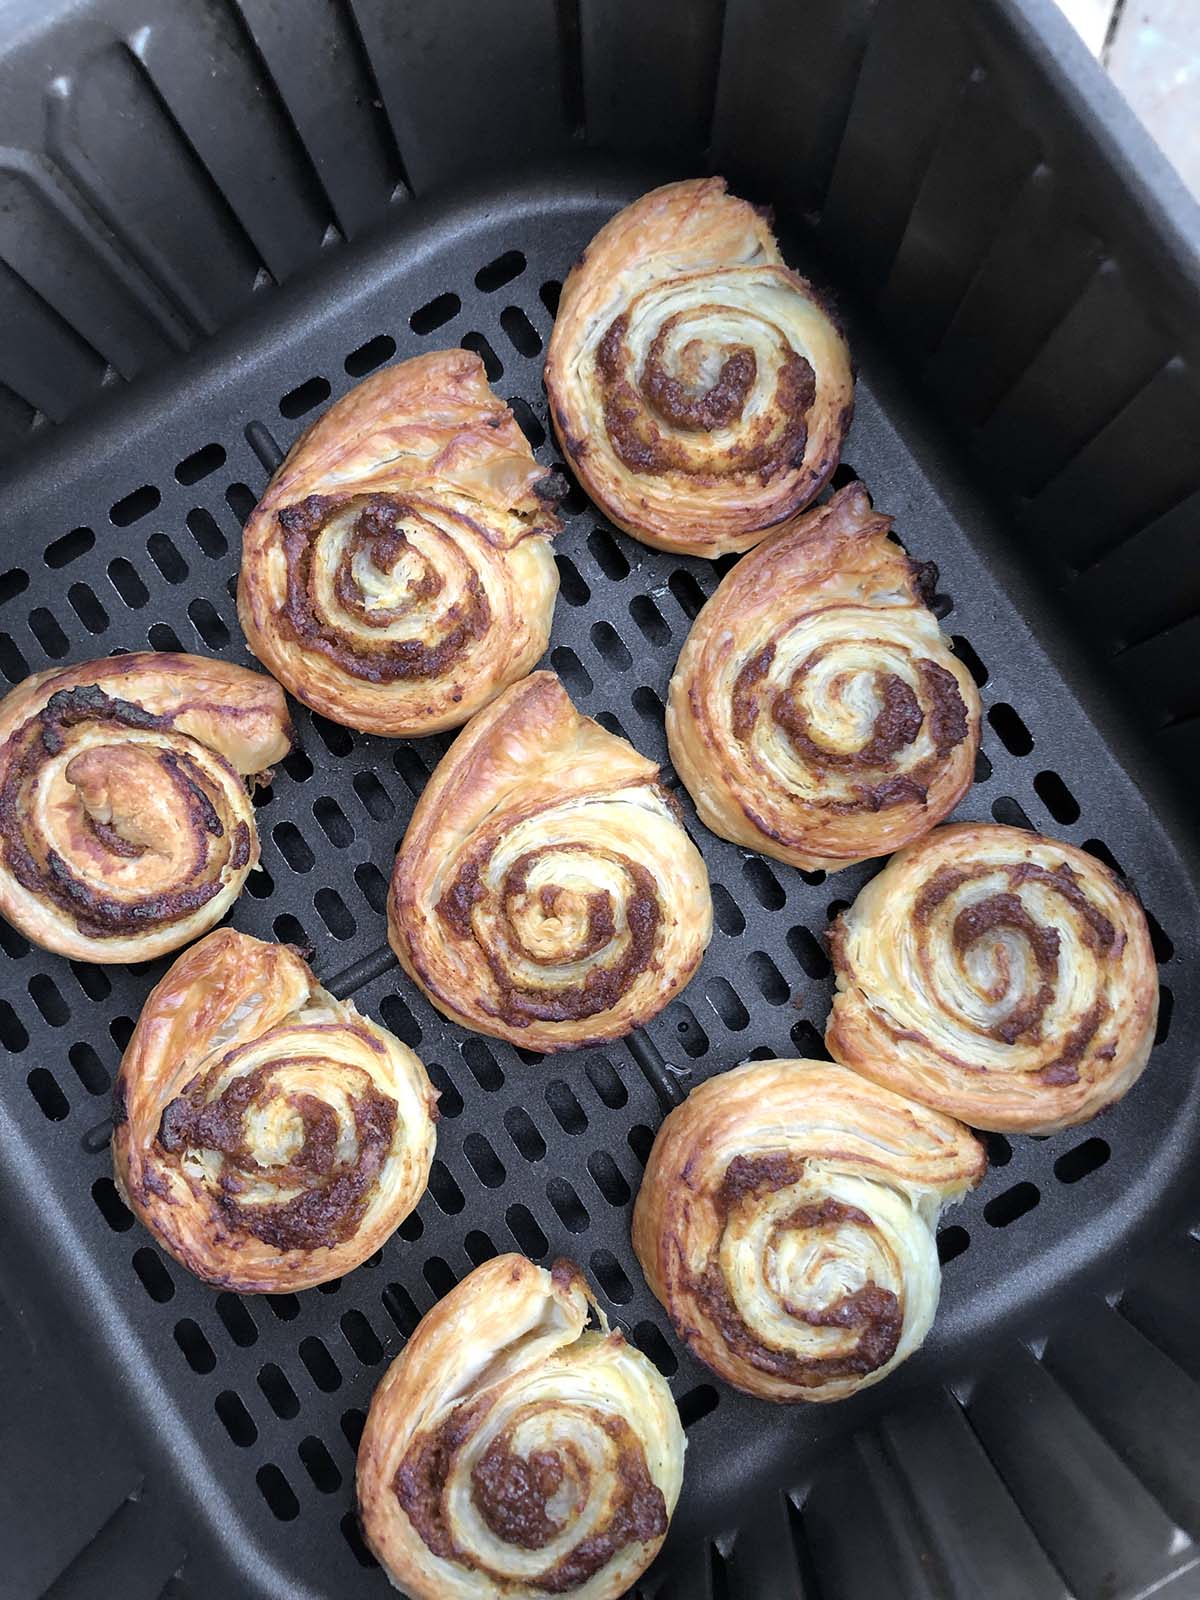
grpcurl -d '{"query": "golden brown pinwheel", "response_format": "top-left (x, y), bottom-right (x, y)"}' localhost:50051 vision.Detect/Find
top-left (237, 348), bottom-right (561, 736)
top-left (112, 929), bottom-right (437, 1291)
top-left (827, 823), bottom-right (1159, 1133)
top-left (387, 671), bottom-right (712, 1052)
top-left (357, 1254), bottom-right (684, 1600)
top-left (666, 483), bottom-right (981, 872)
top-left (0, 652), bottom-right (290, 962)
top-left (632, 1058), bottom-right (985, 1403)
top-left (544, 177), bottom-right (854, 557)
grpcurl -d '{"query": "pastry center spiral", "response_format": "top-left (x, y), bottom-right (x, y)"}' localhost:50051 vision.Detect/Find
top-left (439, 837), bottom-right (661, 1024)
top-left (156, 1049), bottom-right (397, 1252)
top-left (396, 1398), bottom-right (667, 1591)
top-left (595, 279), bottom-right (818, 480)
top-left (696, 1155), bottom-right (904, 1386)
top-left (731, 631), bottom-right (970, 810)
top-left (279, 493), bottom-right (490, 681)
top-left (0, 686), bottom-right (250, 938)
top-left (911, 863), bottom-right (1120, 1080)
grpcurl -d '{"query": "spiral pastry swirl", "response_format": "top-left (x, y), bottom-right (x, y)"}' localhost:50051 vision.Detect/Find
top-left (0, 652), bottom-right (290, 962)
top-left (545, 178), bottom-right (854, 557)
top-left (667, 483), bottom-right (981, 872)
top-left (388, 671), bottom-right (712, 1052)
top-left (357, 1254), bottom-right (684, 1600)
top-left (112, 929), bottom-right (437, 1291)
top-left (238, 349), bottom-right (562, 736)
top-left (632, 1059), bottom-right (984, 1403)
top-left (826, 823), bottom-right (1159, 1134)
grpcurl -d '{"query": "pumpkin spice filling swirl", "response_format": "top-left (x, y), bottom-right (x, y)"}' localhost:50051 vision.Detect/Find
top-left (388, 671), bottom-right (712, 1053)
top-left (632, 1059), bottom-right (985, 1404)
top-left (238, 348), bottom-right (562, 737)
top-left (112, 929), bottom-right (437, 1292)
top-left (826, 823), bottom-right (1160, 1134)
top-left (545, 177), bottom-right (854, 557)
top-left (667, 482), bottom-right (981, 873)
top-left (0, 652), bottom-right (291, 962)
top-left (357, 1255), bottom-right (684, 1600)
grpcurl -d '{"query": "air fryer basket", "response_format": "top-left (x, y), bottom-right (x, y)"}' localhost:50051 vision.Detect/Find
top-left (1, 3), bottom-right (1199, 1598)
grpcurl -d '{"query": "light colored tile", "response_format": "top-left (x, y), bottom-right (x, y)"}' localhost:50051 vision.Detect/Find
top-left (1055, 0), bottom-right (1116, 53)
top-left (1106, 0), bottom-right (1200, 195)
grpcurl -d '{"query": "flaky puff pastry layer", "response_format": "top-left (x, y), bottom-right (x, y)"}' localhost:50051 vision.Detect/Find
top-left (113, 929), bottom-right (437, 1291)
top-left (358, 1254), bottom-right (684, 1600)
top-left (666, 483), bottom-right (981, 872)
top-left (238, 348), bottom-right (561, 736)
top-left (544, 178), bottom-right (854, 557)
top-left (632, 1059), bottom-right (984, 1403)
top-left (827, 824), bottom-right (1159, 1134)
top-left (0, 652), bottom-right (291, 962)
top-left (388, 671), bottom-right (712, 1052)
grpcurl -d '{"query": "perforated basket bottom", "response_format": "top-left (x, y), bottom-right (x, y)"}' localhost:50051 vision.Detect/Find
top-left (0, 170), bottom-right (1193, 1599)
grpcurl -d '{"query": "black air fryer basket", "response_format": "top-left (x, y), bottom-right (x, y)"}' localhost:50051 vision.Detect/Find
top-left (1, 1), bottom-right (1199, 1596)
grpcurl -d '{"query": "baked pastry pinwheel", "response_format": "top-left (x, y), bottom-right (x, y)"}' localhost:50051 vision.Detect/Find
top-left (666, 482), bottom-right (981, 872)
top-left (0, 652), bottom-right (290, 962)
top-left (237, 348), bottom-right (562, 736)
top-left (388, 671), bottom-right (712, 1052)
top-left (826, 823), bottom-right (1159, 1134)
top-left (544, 177), bottom-right (854, 557)
top-left (112, 929), bottom-right (437, 1291)
top-left (632, 1059), bottom-right (984, 1403)
top-left (357, 1254), bottom-right (684, 1600)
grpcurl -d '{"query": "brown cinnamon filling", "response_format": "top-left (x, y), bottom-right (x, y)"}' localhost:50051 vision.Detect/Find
top-left (951, 892), bottom-right (1060, 1044)
top-left (396, 1401), bottom-right (667, 1593)
top-left (1039, 999), bottom-right (1106, 1086)
top-left (693, 1158), bottom-right (902, 1386)
top-left (774, 669), bottom-right (923, 768)
top-left (915, 858), bottom-right (1119, 1062)
top-left (156, 1057), bottom-right (396, 1251)
top-left (277, 493), bottom-right (490, 682)
top-left (435, 842), bottom-right (661, 1025)
top-left (731, 644), bottom-right (968, 816)
top-left (641, 322), bottom-right (757, 432)
top-left (596, 312), bottom-right (816, 483)
top-left (1007, 861), bottom-right (1118, 954)
top-left (0, 686), bottom-right (242, 937)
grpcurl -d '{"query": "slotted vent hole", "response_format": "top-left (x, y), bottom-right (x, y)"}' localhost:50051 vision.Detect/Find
top-left (988, 702), bottom-right (1034, 756)
top-left (475, 249), bottom-right (526, 291)
top-left (215, 1390), bottom-right (256, 1447)
top-left (500, 305), bottom-right (541, 356)
top-left (382, 992), bottom-right (425, 1056)
top-left (992, 795), bottom-right (1034, 830)
top-left (175, 442), bottom-right (226, 484)
top-left (411, 292), bottom-right (460, 334)
top-left (461, 331), bottom-right (502, 382)
top-left (174, 1319), bottom-right (215, 1374)
top-left (299, 1436), bottom-right (341, 1493)
top-left (677, 1385), bottom-right (720, 1429)
top-left (256, 1464), bottom-right (299, 1521)
top-left (632, 1320), bottom-right (678, 1377)
top-left (505, 1106), bottom-right (546, 1162)
top-left (546, 1079), bottom-right (587, 1133)
top-left (937, 1225), bottom-right (970, 1264)
top-left (258, 1364), bottom-right (299, 1419)
top-left (984, 1182), bottom-right (1040, 1227)
top-left (345, 334), bottom-right (396, 376)
top-left (1054, 1137), bottom-right (1111, 1184)
top-left (46, 527), bottom-right (94, 568)
top-left (110, 485), bottom-right (160, 526)
top-left (280, 376), bottom-right (331, 419)
top-left (1034, 769), bottom-right (1081, 824)
top-left (216, 1294), bottom-right (257, 1348)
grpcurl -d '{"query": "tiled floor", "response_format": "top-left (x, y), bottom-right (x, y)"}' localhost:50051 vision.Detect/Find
top-left (1056, 0), bottom-right (1199, 194)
